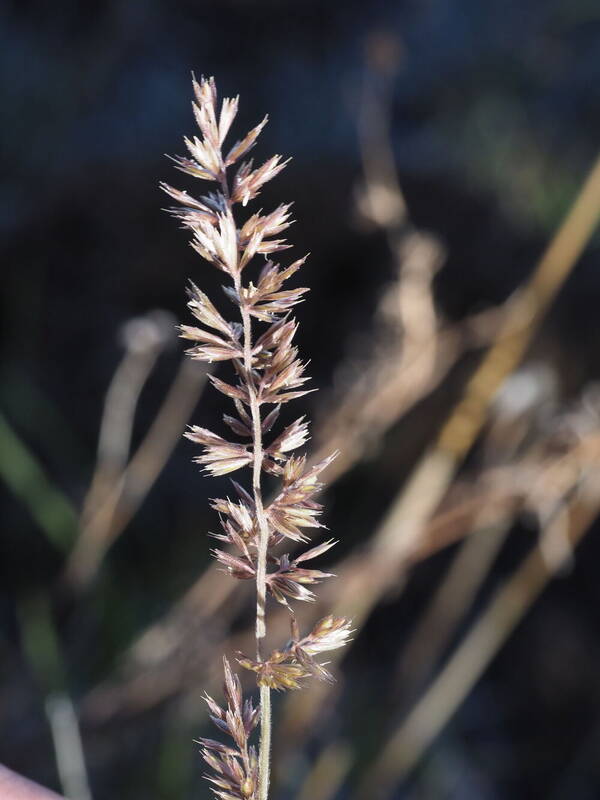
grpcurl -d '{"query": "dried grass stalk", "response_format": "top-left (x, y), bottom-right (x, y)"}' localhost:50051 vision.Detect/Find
top-left (162, 76), bottom-right (351, 800)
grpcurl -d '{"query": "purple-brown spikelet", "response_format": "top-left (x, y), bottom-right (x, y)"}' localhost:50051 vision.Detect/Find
top-left (162, 75), bottom-right (351, 800)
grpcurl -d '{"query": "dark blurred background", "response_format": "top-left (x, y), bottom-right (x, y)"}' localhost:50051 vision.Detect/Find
top-left (2, 1), bottom-right (600, 798)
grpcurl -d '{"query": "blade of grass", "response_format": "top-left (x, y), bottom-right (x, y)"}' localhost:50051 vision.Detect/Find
top-left (0, 412), bottom-right (77, 552)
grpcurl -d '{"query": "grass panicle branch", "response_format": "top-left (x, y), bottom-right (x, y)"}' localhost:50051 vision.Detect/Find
top-left (162, 75), bottom-right (351, 800)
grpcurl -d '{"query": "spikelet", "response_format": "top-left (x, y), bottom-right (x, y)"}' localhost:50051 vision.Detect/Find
top-left (196, 658), bottom-right (259, 800)
top-left (163, 76), bottom-right (350, 800)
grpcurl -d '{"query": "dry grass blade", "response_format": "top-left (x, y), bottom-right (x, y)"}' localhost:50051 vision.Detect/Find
top-left (64, 355), bottom-right (207, 589)
top-left (392, 391), bottom-right (550, 698)
top-left (79, 313), bottom-right (172, 525)
top-left (395, 522), bottom-right (510, 697)
top-left (355, 453), bottom-right (600, 798)
top-left (295, 741), bottom-right (352, 800)
top-left (272, 149), bottom-right (600, 768)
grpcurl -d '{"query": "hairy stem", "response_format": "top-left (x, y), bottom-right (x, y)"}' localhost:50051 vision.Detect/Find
top-left (258, 684), bottom-right (272, 800)
top-left (222, 159), bottom-right (272, 796)
top-left (221, 168), bottom-right (271, 651)
top-left (233, 274), bottom-right (270, 649)
top-left (233, 268), bottom-right (272, 800)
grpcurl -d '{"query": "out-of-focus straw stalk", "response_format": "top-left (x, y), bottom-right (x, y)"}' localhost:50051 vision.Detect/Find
top-left (357, 434), bottom-right (600, 797)
top-left (274, 147), bottom-right (600, 776)
top-left (64, 314), bottom-right (207, 590)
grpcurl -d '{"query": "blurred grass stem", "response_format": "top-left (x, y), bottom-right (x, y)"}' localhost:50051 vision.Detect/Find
top-left (276, 149), bottom-right (600, 761)
top-left (64, 356), bottom-right (206, 588)
top-left (19, 595), bottom-right (92, 800)
top-left (358, 484), bottom-right (599, 796)
top-left (0, 412), bottom-right (77, 552)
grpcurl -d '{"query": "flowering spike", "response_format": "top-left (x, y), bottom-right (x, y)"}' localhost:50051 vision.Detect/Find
top-left (163, 75), bottom-right (349, 800)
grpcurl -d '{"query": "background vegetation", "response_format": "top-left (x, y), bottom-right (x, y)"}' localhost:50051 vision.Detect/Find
top-left (2, 1), bottom-right (600, 798)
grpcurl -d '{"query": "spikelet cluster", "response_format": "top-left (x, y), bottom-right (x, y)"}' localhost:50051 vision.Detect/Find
top-left (162, 76), bottom-right (351, 799)
top-left (197, 658), bottom-right (259, 799)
